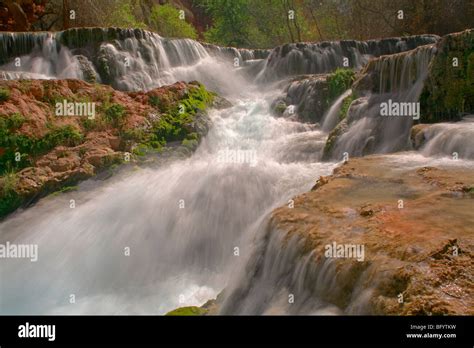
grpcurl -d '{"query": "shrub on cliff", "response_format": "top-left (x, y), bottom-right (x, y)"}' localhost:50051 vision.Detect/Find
top-left (104, 104), bottom-right (127, 127)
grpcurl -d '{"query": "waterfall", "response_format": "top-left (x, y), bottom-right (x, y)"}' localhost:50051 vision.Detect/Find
top-left (420, 117), bottom-right (474, 159)
top-left (255, 35), bottom-right (439, 83)
top-left (0, 32), bottom-right (83, 80)
top-left (1, 28), bottom-right (439, 94)
top-left (0, 26), bottom-right (468, 315)
top-left (0, 28), bottom-right (264, 94)
top-left (219, 220), bottom-right (377, 315)
top-left (322, 89), bottom-right (352, 132)
top-left (326, 44), bottom-right (437, 160)
top-left (0, 88), bottom-right (336, 314)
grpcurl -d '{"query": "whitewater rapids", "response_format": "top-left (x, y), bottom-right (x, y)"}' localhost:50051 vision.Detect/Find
top-left (0, 89), bottom-right (336, 314)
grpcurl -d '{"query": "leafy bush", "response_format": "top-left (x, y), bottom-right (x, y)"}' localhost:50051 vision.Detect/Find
top-left (37, 125), bottom-right (84, 151)
top-left (104, 104), bottom-right (126, 126)
top-left (150, 4), bottom-right (198, 39)
top-left (149, 95), bottom-right (161, 109)
top-left (327, 68), bottom-right (355, 102)
top-left (6, 113), bottom-right (25, 130)
top-left (107, 1), bottom-right (146, 29)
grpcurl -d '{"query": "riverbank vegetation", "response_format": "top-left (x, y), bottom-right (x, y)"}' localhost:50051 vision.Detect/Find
top-left (0, 79), bottom-right (216, 219)
top-left (2, 1), bottom-right (472, 48)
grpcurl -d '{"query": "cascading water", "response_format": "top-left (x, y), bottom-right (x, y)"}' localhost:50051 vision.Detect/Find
top-left (321, 89), bottom-right (352, 132)
top-left (0, 90), bottom-right (335, 314)
top-left (0, 28), bottom-right (266, 94)
top-left (0, 30), bottom-right (336, 313)
top-left (420, 116), bottom-right (474, 159)
top-left (255, 35), bottom-right (439, 83)
top-left (327, 44), bottom-right (437, 159)
top-left (0, 28), bottom-right (468, 315)
top-left (0, 32), bottom-right (83, 80)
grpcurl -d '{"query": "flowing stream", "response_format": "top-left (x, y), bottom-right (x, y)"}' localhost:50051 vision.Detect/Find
top-left (0, 37), bottom-right (335, 313)
top-left (0, 29), bottom-right (470, 314)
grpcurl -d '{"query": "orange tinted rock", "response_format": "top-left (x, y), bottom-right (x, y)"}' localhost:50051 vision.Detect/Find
top-left (271, 155), bottom-right (474, 315)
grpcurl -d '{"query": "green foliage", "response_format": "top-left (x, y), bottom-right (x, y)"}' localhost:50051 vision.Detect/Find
top-left (0, 165), bottom-right (23, 218)
top-left (150, 4), bottom-right (197, 39)
top-left (140, 84), bottom-right (213, 149)
top-left (327, 68), bottom-right (355, 102)
top-left (0, 88), bottom-right (10, 102)
top-left (107, 1), bottom-right (146, 29)
top-left (149, 95), bottom-right (162, 109)
top-left (104, 104), bottom-right (127, 126)
top-left (201, 0), bottom-right (314, 48)
top-left (0, 120), bottom-right (84, 175)
top-left (37, 125), bottom-right (84, 151)
top-left (202, 0), bottom-right (254, 47)
top-left (0, 169), bottom-right (21, 219)
top-left (2, 113), bottom-right (25, 130)
top-left (165, 306), bottom-right (208, 316)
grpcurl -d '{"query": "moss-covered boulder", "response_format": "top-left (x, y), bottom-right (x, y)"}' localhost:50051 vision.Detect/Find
top-left (420, 29), bottom-right (474, 123)
top-left (322, 119), bottom-right (349, 160)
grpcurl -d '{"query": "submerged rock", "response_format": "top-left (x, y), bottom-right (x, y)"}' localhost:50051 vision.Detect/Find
top-left (275, 74), bottom-right (330, 122)
top-left (410, 124), bottom-right (431, 149)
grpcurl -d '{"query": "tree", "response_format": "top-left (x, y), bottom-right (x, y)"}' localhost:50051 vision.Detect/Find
top-left (201, 0), bottom-right (255, 47)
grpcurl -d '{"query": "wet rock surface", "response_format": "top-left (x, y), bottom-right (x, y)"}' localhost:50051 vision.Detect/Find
top-left (270, 155), bottom-right (474, 315)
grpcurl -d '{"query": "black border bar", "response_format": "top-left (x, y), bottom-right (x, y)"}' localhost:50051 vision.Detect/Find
top-left (0, 315), bottom-right (472, 346)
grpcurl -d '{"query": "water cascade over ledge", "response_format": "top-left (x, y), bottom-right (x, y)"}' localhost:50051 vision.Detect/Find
top-left (0, 27), bottom-right (471, 315)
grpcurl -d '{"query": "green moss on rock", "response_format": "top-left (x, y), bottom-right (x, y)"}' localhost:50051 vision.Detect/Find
top-left (339, 93), bottom-right (356, 121)
top-left (322, 119), bottom-right (348, 160)
top-left (165, 306), bottom-right (208, 316)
